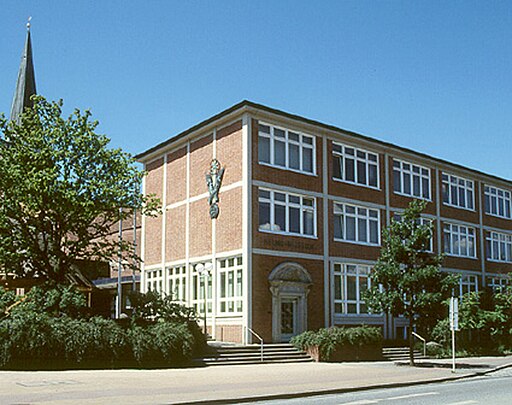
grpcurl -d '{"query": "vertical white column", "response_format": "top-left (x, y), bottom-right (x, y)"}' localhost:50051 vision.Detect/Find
top-left (140, 167), bottom-right (147, 293)
top-left (185, 142), bottom-right (191, 304)
top-left (241, 113), bottom-right (252, 344)
top-left (384, 152), bottom-right (391, 226)
top-left (478, 181), bottom-right (486, 285)
top-left (322, 136), bottom-right (330, 328)
top-left (435, 168), bottom-right (442, 255)
top-left (162, 153), bottom-right (168, 294)
top-left (211, 128), bottom-right (217, 339)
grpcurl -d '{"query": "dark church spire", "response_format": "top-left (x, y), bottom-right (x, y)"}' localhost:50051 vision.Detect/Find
top-left (10, 18), bottom-right (37, 124)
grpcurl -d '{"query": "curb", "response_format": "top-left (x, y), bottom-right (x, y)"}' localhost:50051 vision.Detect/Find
top-left (178, 362), bottom-right (512, 405)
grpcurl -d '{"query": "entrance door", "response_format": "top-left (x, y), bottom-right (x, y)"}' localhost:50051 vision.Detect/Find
top-left (280, 298), bottom-right (297, 342)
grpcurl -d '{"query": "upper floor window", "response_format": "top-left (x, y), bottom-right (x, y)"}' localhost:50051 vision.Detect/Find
top-left (393, 213), bottom-right (433, 252)
top-left (258, 123), bottom-right (315, 174)
top-left (258, 188), bottom-right (316, 237)
top-left (393, 159), bottom-right (431, 200)
top-left (333, 263), bottom-right (373, 315)
top-left (443, 223), bottom-right (476, 258)
top-left (484, 185), bottom-right (512, 219)
top-left (442, 173), bottom-right (474, 210)
top-left (333, 202), bottom-right (380, 245)
top-left (332, 142), bottom-right (379, 188)
top-left (486, 231), bottom-right (512, 263)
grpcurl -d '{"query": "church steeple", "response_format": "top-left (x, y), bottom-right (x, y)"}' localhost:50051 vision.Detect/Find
top-left (10, 18), bottom-right (37, 124)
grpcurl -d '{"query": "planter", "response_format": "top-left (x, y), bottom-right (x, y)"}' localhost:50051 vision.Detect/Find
top-left (306, 343), bottom-right (383, 362)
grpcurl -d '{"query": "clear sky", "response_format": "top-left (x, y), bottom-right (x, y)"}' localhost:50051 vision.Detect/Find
top-left (1, 1), bottom-right (511, 178)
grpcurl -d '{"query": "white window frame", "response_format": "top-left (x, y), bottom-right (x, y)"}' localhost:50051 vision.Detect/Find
top-left (332, 142), bottom-right (379, 189)
top-left (459, 274), bottom-right (479, 297)
top-left (393, 159), bottom-right (431, 200)
top-left (486, 231), bottom-right (512, 263)
top-left (190, 262), bottom-right (213, 316)
top-left (168, 264), bottom-right (187, 303)
top-left (442, 173), bottom-right (474, 211)
top-left (217, 256), bottom-right (243, 315)
top-left (393, 213), bottom-right (434, 252)
top-left (333, 202), bottom-right (380, 246)
top-left (333, 263), bottom-right (376, 316)
top-left (443, 223), bottom-right (477, 258)
top-left (258, 188), bottom-right (317, 238)
top-left (145, 268), bottom-right (164, 293)
top-left (487, 275), bottom-right (509, 292)
top-left (258, 122), bottom-right (316, 175)
top-left (484, 185), bottom-right (512, 219)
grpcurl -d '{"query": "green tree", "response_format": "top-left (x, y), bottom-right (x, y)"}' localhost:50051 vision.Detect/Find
top-left (365, 200), bottom-right (457, 365)
top-left (0, 96), bottom-right (158, 283)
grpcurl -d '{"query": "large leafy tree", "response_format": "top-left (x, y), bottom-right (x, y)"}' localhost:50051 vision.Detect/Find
top-left (365, 200), bottom-right (457, 365)
top-left (0, 96), bottom-right (158, 283)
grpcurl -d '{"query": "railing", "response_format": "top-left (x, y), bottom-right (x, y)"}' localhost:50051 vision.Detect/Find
top-left (244, 326), bottom-right (264, 362)
top-left (412, 331), bottom-right (426, 357)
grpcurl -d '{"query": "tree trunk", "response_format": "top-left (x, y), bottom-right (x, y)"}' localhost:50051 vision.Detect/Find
top-left (408, 313), bottom-right (415, 366)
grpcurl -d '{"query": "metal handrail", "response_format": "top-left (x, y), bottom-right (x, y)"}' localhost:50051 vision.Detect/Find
top-left (412, 331), bottom-right (426, 357)
top-left (244, 326), bottom-right (264, 362)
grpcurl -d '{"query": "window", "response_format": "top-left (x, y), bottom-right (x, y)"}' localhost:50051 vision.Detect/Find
top-left (258, 123), bottom-right (315, 174)
top-left (443, 223), bottom-right (476, 258)
top-left (484, 185), bottom-right (512, 219)
top-left (393, 159), bottom-right (431, 199)
top-left (487, 276), bottom-right (509, 292)
top-left (332, 142), bottom-right (379, 188)
top-left (334, 203), bottom-right (380, 245)
top-left (258, 188), bottom-right (316, 237)
top-left (191, 262), bottom-right (212, 315)
top-left (459, 274), bottom-right (479, 297)
top-left (486, 231), bottom-right (512, 263)
top-left (218, 256), bottom-right (243, 314)
top-left (393, 213), bottom-right (433, 252)
top-left (333, 263), bottom-right (373, 315)
top-left (442, 173), bottom-right (474, 210)
top-left (146, 269), bottom-right (164, 293)
top-left (168, 265), bottom-right (187, 302)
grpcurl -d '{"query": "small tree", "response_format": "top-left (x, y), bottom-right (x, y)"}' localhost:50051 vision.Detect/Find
top-left (0, 96), bottom-right (158, 283)
top-left (365, 200), bottom-right (457, 365)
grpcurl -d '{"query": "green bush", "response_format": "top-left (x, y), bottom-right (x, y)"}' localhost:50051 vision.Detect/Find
top-left (291, 326), bottom-right (383, 361)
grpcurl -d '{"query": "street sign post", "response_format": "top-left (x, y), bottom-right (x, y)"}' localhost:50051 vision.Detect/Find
top-left (449, 297), bottom-right (459, 372)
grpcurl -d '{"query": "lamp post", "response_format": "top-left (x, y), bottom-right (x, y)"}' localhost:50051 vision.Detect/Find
top-left (196, 262), bottom-right (213, 337)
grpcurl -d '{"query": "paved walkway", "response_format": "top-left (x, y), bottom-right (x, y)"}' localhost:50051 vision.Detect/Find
top-left (0, 356), bottom-right (511, 405)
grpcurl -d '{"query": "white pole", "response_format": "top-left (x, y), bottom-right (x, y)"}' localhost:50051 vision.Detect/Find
top-left (117, 207), bottom-right (123, 318)
top-left (451, 327), bottom-right (456, 373)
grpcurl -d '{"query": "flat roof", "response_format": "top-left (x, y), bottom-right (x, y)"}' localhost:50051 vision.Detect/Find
top-left (135, 100), bottom-right (512, 186)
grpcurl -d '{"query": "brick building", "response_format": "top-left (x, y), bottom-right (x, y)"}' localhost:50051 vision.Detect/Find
top-left (136, 101), bottom-right (511, 343)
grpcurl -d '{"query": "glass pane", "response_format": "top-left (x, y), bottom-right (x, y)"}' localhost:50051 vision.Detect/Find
top-left (393, 170), bottom-right (401, 192)
top-left (289, 131), bottom-right (299, 142)
top-left (422, 178), bottom-right (430, 199)
top-left (274, 140), bottom-right (286, 166)
top-left (347, 276), bottom-right (357, 300)
top-left (357, 160), bottom-right (366, 184)
top-left (413, 175), bottom-right (420, 196)
top-left (345, 158), bottom-right (355, 182)
top-left (220, 273), bottom-right (226, 297)
top-left (303, 148), bottom-right (313, 173)
top-left (334, 215), bottom-right (343, 239)
top-left (403, 173), bottom-right (411, 194)
top-left (259, 124), bottom-right (270, 134)
top-left (259, 201), bottom-right (271, 230)
top-left (358, 218), bottom-right (367, 242)
top-left (333, 156), bottom-right (342, 179)
top-left (275, 205), bottom-right (286, 232)
top-left (259, 136), bottom-right (270, 163)
top-left (369, 164), bottom-right (378, 187)
top-left (369, 220), bottom-right (379, 244)
top-left (346, 217), bottom-right (356, 240)
top-left (289, 144), bottom-right (300, 170)
top-left (334, 275), bottom-right (341, 299)
top-left (303, 210), bottom-right (314, 235)
top-left (274, 128), bottom-right (285, 138)
top-left (281, 302), bottom-right (294, 334)
top-left (347, 303), bottom-right (357, 314)
top-left (289, 207), bottom-right (300, 233)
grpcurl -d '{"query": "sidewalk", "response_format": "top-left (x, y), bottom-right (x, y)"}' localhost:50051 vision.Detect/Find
top-left (1, 356), bottom-right (511, 405)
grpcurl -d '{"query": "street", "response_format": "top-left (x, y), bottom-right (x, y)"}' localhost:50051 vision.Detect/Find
top-left (253, 368), bottom-right (512, 405)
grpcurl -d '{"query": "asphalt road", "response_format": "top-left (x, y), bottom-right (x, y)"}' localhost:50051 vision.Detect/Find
top-left (253, 367), bottom-right (512, 405)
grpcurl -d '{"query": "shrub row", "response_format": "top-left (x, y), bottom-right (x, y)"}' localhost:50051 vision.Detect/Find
top-left (291, 325), bottom-right (383, 362)
top-left (0, 312), bottom-right (200, 369)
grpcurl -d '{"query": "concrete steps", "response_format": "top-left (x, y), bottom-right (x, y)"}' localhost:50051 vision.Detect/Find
top-left (195, 343), bottom-right (313, 366)
top-left (382, 346), bottom-right (429, 362)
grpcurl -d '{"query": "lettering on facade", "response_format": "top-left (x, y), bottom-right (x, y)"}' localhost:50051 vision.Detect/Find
top-left (206, 158), bottom-right (225, 219)
top-left (268, 238), bottom-right (315, 252)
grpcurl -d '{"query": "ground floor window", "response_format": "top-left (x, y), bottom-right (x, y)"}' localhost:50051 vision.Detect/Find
top-left (218, 256), bottom-right (243, 314)
top-left (168, 265), bottom-right (187, 302)
top-left (333, 263), bottom-right (372, 315)
top-left (459, 274), bottom-right (479, 298)
top-left (191, 262), bottom-right (213, 315)
top-left (487, 275), bottom-right (509, 292)
top-left (145, 268), bottom-right (164, 293)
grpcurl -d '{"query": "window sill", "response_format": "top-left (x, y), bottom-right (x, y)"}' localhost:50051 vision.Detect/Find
top-left (393, 191), bottom-right (432, 202)
top-left (444, 253), bottom-right (478, 260)
top-left (332, 177), bottom-right (380, 191)
top-left (442, 202), bottom-right (476, 212)
top-left (258, 228), bottom-right (318, 240)
top-left (333, 238), bottom-right (380, 247)
top-left (486, 258), bottom-right (512, 264)
top-left (258, 161), bottom-right (317, 177)
top-left (485, 212), bottom-right (512, 221)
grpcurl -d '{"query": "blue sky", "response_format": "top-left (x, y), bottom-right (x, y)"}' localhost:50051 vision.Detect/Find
top-left (1, 1), bottom-right (511, 178)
